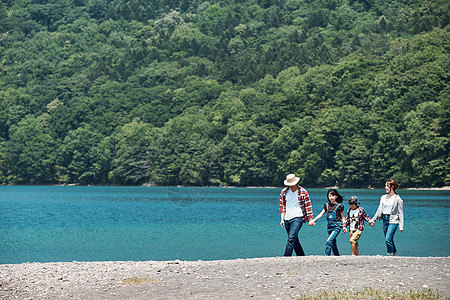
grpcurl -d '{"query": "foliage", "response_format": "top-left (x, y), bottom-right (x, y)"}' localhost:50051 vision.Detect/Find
top-left (296, 288), bottom-right (446, 299)
top-left (0, 0), bottom-right (448, 187)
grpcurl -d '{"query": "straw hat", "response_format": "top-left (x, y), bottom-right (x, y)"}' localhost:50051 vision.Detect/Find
top-left (284, 174), bottom-right (300, 186)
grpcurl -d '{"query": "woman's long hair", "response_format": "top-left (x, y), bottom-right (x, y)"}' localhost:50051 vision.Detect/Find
top-left (327, 188), bottom-right (344, 203)
top-left (386, 179), bottom-right (399, 194)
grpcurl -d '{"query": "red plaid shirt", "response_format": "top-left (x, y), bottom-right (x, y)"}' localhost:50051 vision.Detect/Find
top-left (279, 185), bottom-right (313, 222)
top-left (343, 206), bottom-right (371, 231)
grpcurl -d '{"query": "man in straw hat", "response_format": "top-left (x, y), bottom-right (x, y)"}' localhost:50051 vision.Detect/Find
top-left (279, 174), bottom-right (314, 256)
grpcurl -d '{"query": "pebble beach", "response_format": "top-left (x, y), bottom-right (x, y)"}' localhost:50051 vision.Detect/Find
top-left (1, 256), bottom-right (449, 299)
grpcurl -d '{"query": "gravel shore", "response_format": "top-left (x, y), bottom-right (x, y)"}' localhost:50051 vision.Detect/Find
top-left (1, 256), bottom-right (448, 300)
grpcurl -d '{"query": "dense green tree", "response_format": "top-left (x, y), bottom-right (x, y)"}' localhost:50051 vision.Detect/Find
top-left (0, 0), bottom-right (448, 187)
top-left (108, 119), bottom-right (155, 185)
top-left (335, 138), bottom-right (371, 187)
top-left (0, 140), bottom-right (9, 184)
top-left (403, 102), bottom-right (449, 186)
top-left (6, 115), bottom-right (58, 184)
top-left (220, 120), bottom-right (273, 186)
top-left (58, 125), bottom-right (107, 184)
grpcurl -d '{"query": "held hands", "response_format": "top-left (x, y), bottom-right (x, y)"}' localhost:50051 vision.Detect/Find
top-left (343, 228), bottom-right (347, 233)
top-left (309, 220), bottom-right (316, 226)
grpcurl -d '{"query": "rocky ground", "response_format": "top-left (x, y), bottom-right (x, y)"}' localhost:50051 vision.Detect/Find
top-left (0, 256), bottom-right (448, 300)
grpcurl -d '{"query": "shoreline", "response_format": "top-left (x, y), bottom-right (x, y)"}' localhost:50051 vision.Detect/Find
top-left (404, 186), bottom-right (450, 190)
top-left (1, 256), bottom-right (449, 299)
top-left (3, 184), bottom-right (450, 190)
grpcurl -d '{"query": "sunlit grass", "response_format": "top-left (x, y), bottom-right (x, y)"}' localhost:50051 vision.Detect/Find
top-left (296, 288), bottom-right (446, 300)
top-left (122, 276), bottom-right (159, 285)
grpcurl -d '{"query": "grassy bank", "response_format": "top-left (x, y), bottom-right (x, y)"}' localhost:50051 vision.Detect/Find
top-left (298, 288), bottom-right (446, 300)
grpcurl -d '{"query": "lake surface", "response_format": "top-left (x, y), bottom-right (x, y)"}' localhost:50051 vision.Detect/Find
top-left (0, 186), bottom-right (449, 264)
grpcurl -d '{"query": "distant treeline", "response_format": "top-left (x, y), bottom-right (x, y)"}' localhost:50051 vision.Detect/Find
top-left (0, 0), bottom-right (448, 187)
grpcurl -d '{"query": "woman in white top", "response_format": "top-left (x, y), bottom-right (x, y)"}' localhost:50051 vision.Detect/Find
top-left (370, 179), bottom-right (404, 256)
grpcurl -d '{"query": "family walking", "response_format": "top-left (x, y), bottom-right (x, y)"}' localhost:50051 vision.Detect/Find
top-left (279, 174), bottom-right (404, 256)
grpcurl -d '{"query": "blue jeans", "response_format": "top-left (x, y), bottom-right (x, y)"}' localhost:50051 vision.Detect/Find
top-left (284, 217), bottom-right (305, 256)
top-left (325, 226), bottom-right (341, 256)
top-left (383, 215), bottom-right (398, 255)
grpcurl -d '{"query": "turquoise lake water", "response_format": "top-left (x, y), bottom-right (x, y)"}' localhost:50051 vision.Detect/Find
top-left (0, 186), bottom-right (449, 264)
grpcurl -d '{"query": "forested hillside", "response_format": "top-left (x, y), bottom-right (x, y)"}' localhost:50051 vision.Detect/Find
top-left (0, 0), bottom-right (448, 187)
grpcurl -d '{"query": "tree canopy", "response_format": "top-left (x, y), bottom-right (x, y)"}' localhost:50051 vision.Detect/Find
top-left (0, 0), bottom-right (448, 187)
